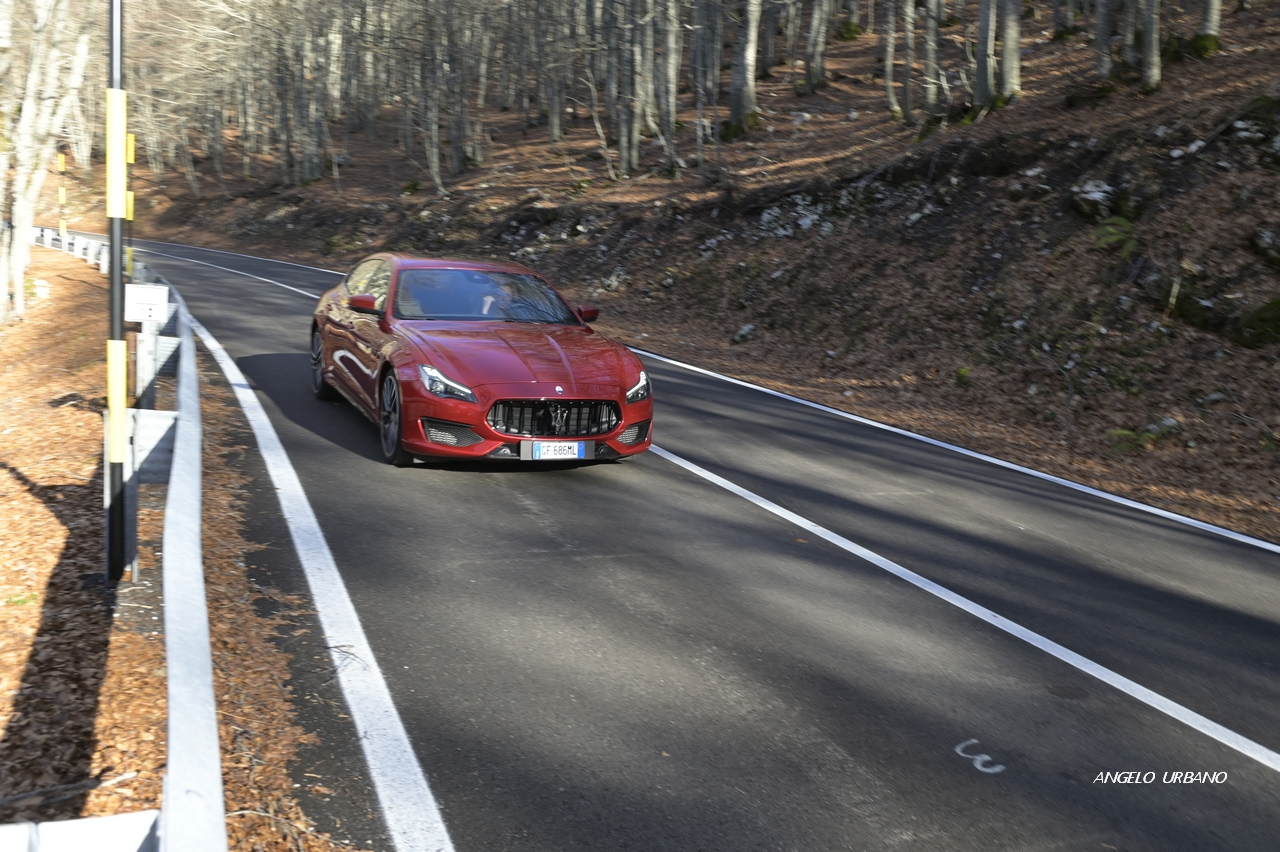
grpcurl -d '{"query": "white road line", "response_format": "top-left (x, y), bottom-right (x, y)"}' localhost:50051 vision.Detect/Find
top-left (191, 318), bottom-right (455, 852)
top-left (651, 444), bottom-right (1280, 775)
top-left (68, 230), bottom-right (344, 275)
top-left (636, 349), bottom-right (1280, 556)
top-left (131, 248), bottom-right (323, 297)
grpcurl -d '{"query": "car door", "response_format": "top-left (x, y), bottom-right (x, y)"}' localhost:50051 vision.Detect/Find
top-left (347, 260), bottom-right (394, 410)
top-left (328, 259), bottom-right (381, 409)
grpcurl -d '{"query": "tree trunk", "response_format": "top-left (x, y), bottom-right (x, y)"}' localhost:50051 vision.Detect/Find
top-left (974, 0), bottom-right (996, 105)
top-left (1141, 0), bottom-right (1161, 90)
top-left (924, 0), bottom-right (940, 116)
top-left (1121, 0), bottom-right (1138, 65)
top-left (901, 0), bottom-right (915, 124)
top-left (1000, 0), bottom-right (1020, 97)
top-left (784, 0), bottom-right (801, 81)
top-left (729, 0), bottom-right (763, 134)
top-left (1095, 0), bottom-right (1114, 79)
top-left (883, 0), bottom-right (901, 117)
top-left (1193, 0), bottom-right (1221, 54)
top-left (759, 0), bottom-right (780, 76)
top-left (805, 0), bottom-right (832, 94)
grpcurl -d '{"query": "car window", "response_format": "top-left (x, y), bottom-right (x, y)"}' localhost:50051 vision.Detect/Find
top-left (394, 268), bottom-right (578, 324)
top-left (364, 262), bottom-right (391, 310)
top-left (345, 260), bottom-right (381, 297)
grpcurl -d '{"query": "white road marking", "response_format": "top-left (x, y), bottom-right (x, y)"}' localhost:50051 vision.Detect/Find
top-left (132, 248), bottom-right (323, 297)
top-left (137, 240), bottom-right (1280, 779)
top-left (953, 740), bottom-right (1006, 774)
top-left (191, 319), bottom-right (455, 852)
top-left (635, 349), bottom-right (1280, 557)
top-left (650, 444), bottom-right (1280, 775)
top-left (69, 230), bottom-right (344, 275)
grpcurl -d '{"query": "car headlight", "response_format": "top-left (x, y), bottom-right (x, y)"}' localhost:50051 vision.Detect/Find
top-left (418, 364), bottom-right (477, 403)
top-left (625, 370), bottom-right (651, 404)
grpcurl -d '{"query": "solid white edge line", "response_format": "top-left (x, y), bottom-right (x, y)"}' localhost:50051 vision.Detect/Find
top-left (191, 318), bottom-right (455, 852)
top-left (67, 229), bottom-right (344, 275)
top-left (634, 348), bottom-right (1280, 556)
top-left (650, 444), bottom-right (1280, 774)
top-left (135, 248), bottom-right (322, 298)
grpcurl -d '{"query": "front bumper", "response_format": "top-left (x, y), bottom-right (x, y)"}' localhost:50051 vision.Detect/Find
top-left (397, 375), bottom-right (653, 460)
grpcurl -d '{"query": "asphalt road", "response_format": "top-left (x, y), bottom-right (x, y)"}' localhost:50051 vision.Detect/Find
top-left (124, 237), bottom-right (1280, 851)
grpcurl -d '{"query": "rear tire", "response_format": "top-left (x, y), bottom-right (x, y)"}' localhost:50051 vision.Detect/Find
top-left (311, 328), bottom-right (340, 400)
top-left (379, 371), bottom-right (415, 467)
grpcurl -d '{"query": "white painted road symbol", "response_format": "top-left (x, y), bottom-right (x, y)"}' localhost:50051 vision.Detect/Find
top-left (954, 739), bottom-right (1006, 774)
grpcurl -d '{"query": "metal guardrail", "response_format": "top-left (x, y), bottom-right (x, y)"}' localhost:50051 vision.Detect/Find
top-left (1, 229), bottom-right (228, 852)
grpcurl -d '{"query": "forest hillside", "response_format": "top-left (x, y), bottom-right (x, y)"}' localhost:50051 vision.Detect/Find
top-left (24, 0), bottom-right (1280, 542)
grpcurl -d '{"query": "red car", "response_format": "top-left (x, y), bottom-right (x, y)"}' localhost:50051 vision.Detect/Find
top-left (310, 253), bottom-right (653, 465)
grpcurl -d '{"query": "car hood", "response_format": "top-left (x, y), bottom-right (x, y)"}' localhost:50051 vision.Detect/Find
top-left (399, 322), bottom-right (633, 389)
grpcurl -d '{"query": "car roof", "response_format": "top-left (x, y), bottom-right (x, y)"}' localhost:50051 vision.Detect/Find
top-left (378, 253), bottom-right (541, 277)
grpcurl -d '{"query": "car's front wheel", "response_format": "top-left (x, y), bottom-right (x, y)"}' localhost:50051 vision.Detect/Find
top-left (379, 371), bottom-right (415, 467)
top-left (310, 328), bottom-right (340, 400)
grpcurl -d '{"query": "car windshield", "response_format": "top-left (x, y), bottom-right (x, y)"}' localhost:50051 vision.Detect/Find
top-left (394, 268), bottom-right (579, 324)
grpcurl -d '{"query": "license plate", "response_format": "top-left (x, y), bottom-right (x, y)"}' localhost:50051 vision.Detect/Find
top-left (531, 440), bottom-right (586, 460)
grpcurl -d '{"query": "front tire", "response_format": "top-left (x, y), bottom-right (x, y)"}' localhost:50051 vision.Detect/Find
top-left (311, 328), bottom-right (340, 400)
top-left (379, 371), bottom-right (415, 467)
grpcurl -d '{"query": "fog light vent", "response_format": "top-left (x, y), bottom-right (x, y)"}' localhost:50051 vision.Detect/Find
top-left (618, 420), bottom-right (651, 446)
top-left (422, 419), bottom-right (483, 447)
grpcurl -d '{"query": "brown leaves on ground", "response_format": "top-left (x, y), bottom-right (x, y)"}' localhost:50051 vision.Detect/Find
top-left (0, 248), bottom-right (364, 850)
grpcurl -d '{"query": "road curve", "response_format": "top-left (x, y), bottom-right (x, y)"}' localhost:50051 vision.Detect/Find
top-left (126, 236), bottom-right (1280, 851)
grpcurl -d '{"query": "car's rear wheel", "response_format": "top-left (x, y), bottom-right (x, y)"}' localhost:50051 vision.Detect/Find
top-left (310, 328), bottom-right (340, 400)
top-left (379, 371), bottom-right (415, 467)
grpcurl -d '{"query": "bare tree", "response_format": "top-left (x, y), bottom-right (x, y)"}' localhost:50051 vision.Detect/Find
top-left (923, 0), bottom-right (941, 117)
top-left (804, 0), bottom-right (833, 95)
top-left (974, 0), bottom-right (996, 105)
top-left (883, 0), bottom-right (901, 117)
top-left (1142, 0), bottom-right (1161, 91)
top-left (728, 0), bottom-right (763, 137)
top-left (901, 0), bottom-right (916, 124)
top-left (999, 0), bottom-right (1019, 98)
top-left (1, 0), bottom-right (94, 322)
top-left (1095, 0), bottom-right (1115, 79)
top-left (1194, 0), bottom-right (1222, 55)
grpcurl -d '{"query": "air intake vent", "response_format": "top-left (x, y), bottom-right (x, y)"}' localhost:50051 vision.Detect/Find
top-left (422, 418), bottom-right (484, 447)
top-left (487, 400), bottom-right (620, 437)
top-left (617, 420), bottom-right (650, 445)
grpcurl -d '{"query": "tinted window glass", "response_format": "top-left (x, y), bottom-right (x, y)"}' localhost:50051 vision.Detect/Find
top-left (345, 260), bottom-right (381, 296)
top-left (365, 262), bottom-right (391, 310)
top-left (395, 268), bottom-right (578, 324)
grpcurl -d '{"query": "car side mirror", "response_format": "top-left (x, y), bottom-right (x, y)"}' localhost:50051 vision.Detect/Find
top-left (349, 294), bottom-right (381, 315)
top-left (578, 305), bottom-right (600, 322)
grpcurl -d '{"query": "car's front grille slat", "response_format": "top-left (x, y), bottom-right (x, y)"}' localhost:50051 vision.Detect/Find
top-left (487, 400), bottom-right (620, 438)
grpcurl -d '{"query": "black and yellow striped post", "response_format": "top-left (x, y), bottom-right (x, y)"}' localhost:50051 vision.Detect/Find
top-left (106, 0), bottom-right (128, 581)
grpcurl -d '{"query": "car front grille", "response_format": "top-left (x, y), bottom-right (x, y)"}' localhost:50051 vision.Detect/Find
top-left (422, 418), bottom-right (484, 447)
top-left (617, 420), bottom-right (650, 446)
top-left (486, 400), bottom-right (620, 437)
